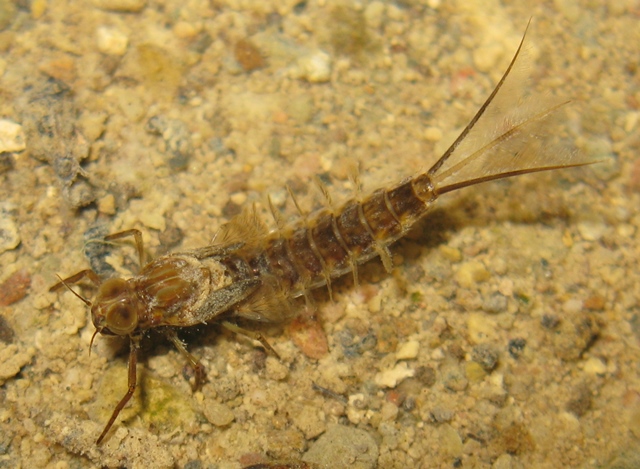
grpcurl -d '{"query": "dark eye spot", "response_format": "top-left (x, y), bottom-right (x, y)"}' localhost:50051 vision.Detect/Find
top-left (106, 300), bottom-right (138, 334)
top-left (113, 305), bottom-right (131, 324)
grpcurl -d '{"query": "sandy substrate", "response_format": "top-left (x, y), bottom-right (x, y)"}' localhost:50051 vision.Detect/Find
top-left (0, 1), bottom-right (639, 468)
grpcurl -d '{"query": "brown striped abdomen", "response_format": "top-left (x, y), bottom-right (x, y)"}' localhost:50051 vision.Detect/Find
top-left (249, 174), bottom-right (436, 297)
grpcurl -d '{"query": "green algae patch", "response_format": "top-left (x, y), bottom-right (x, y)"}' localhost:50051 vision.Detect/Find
top-left (90, 361), bottom-right (197, 435)
top-left (139, 373), bottom-right (197, 431)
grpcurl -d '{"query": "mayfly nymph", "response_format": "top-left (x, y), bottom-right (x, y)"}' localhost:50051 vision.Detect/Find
top-left (51, 26), bottom-right (592, 444)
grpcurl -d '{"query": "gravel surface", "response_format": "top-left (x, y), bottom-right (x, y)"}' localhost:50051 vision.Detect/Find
top-left (0, 1), bottom-right (638, 468)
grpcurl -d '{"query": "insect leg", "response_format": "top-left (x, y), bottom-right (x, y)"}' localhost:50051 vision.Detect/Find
top-left (49, 269), bottom-right (101, 292)
top-left (268, 194), bottom-right (285, 233)
top-left (222, 321), bottom-right (280, 359)
top-left (163, 328), bottom-right (206, 391)
top-left (104, 229), bottom-right (145, 268)
top-left (96, 336), bottom-right (140, 444)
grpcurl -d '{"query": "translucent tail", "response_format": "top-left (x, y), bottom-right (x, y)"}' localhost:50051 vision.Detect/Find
top-left (427, 21), bottom-right (593, 196)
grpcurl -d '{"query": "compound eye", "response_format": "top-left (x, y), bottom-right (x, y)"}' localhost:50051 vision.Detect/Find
top-left (105, 299), bottom-right (138, 335)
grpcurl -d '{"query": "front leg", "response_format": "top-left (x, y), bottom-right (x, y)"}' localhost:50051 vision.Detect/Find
top-left (96, 336), bottom-right (141, 444)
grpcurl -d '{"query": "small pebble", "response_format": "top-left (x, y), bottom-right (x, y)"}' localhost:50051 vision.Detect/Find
top-left (467, 312), bottom-right (497, 343)
top-left (203, 401), bottom-right (235, 427)
top-left (234, 38), bottom-right (265, 72)
top-left (541, 314), bottom-right (560, 330)
top-left (507, 338), bottom-right (526, 359)
top-left (492, 453), bottom-right (515, 469)
top-left (430, 407), bottom-right (454, 423)
top-left (442, 364), bottom-right (468, 392)
top-left (414, 365), bottom-right (436, 387)
top-left (0, 270), bottom-right (30, 306)
top-left (374, 362), bottom-right (414, 388)
top-left (482, 292), bottom-right (508, 314)
top-left (294, 50), bottom-right (332, 83)
top-left (288, 317), bottom-right (329, 359)
top-left (97, 194), bottom-right (116, 215)
top-left (472, 343), bottom-right (499, 372)
top-left (0, 119), bottom-right (26, 153)
top-left (139, 209), bottom-right (166, 231)
top-left (173, 21), bottom-right (198, 39)
top-left (465, 361), bottom-right (486, 382)
top-left (583, 294), bottom-right (606, 311)
top-left (96, 26), bottom-right (128, 56)
top-left (439, 245), bottom-right (461, 262)
top-left (380, 401), bottom-right (398, 421)
top-left (456, 261), bottom-right (490, 288)
top-left (583, 356), bottom-right (606, 375)
top-left (290, 404), bottom-right (326, 439)
top-left (395, 340), bottom-right (419, 360)
top-left (303, 424), bottom-right (378, 469)
top-left (439, 424), bottom-right (463, 457)
top-left (562, 298), bottom-right (583, 315)
top-left (229, 192), bottom-right (247, 206)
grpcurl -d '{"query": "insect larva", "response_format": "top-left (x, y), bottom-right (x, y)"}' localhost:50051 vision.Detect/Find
top-left (50, 25), bottom-right (593, 444)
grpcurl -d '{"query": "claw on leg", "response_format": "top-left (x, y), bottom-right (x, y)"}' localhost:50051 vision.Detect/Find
top-left (165, 328), bottom-right (206, 391)
top-left (222, 321), bottom-right (280, 359)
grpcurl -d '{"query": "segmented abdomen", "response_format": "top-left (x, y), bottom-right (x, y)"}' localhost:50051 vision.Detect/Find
top-left (242, 174), bottom-right (436, 298)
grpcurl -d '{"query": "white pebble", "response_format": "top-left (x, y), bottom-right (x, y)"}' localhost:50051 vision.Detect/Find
top-left (96, 26), bottom-right (129, 56)
top-left (295, 50), bottom-right (332, 83)
top-left (0, 119), bottom-right (26, 153)
top-left (396, 340), bottom-right (419, 360)
top-left (230, 192), bottom-right (247, 206)
top-left (374, 362), bottom-right (414, 388)
top-left (583, 357), bottom-right (607, 375)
